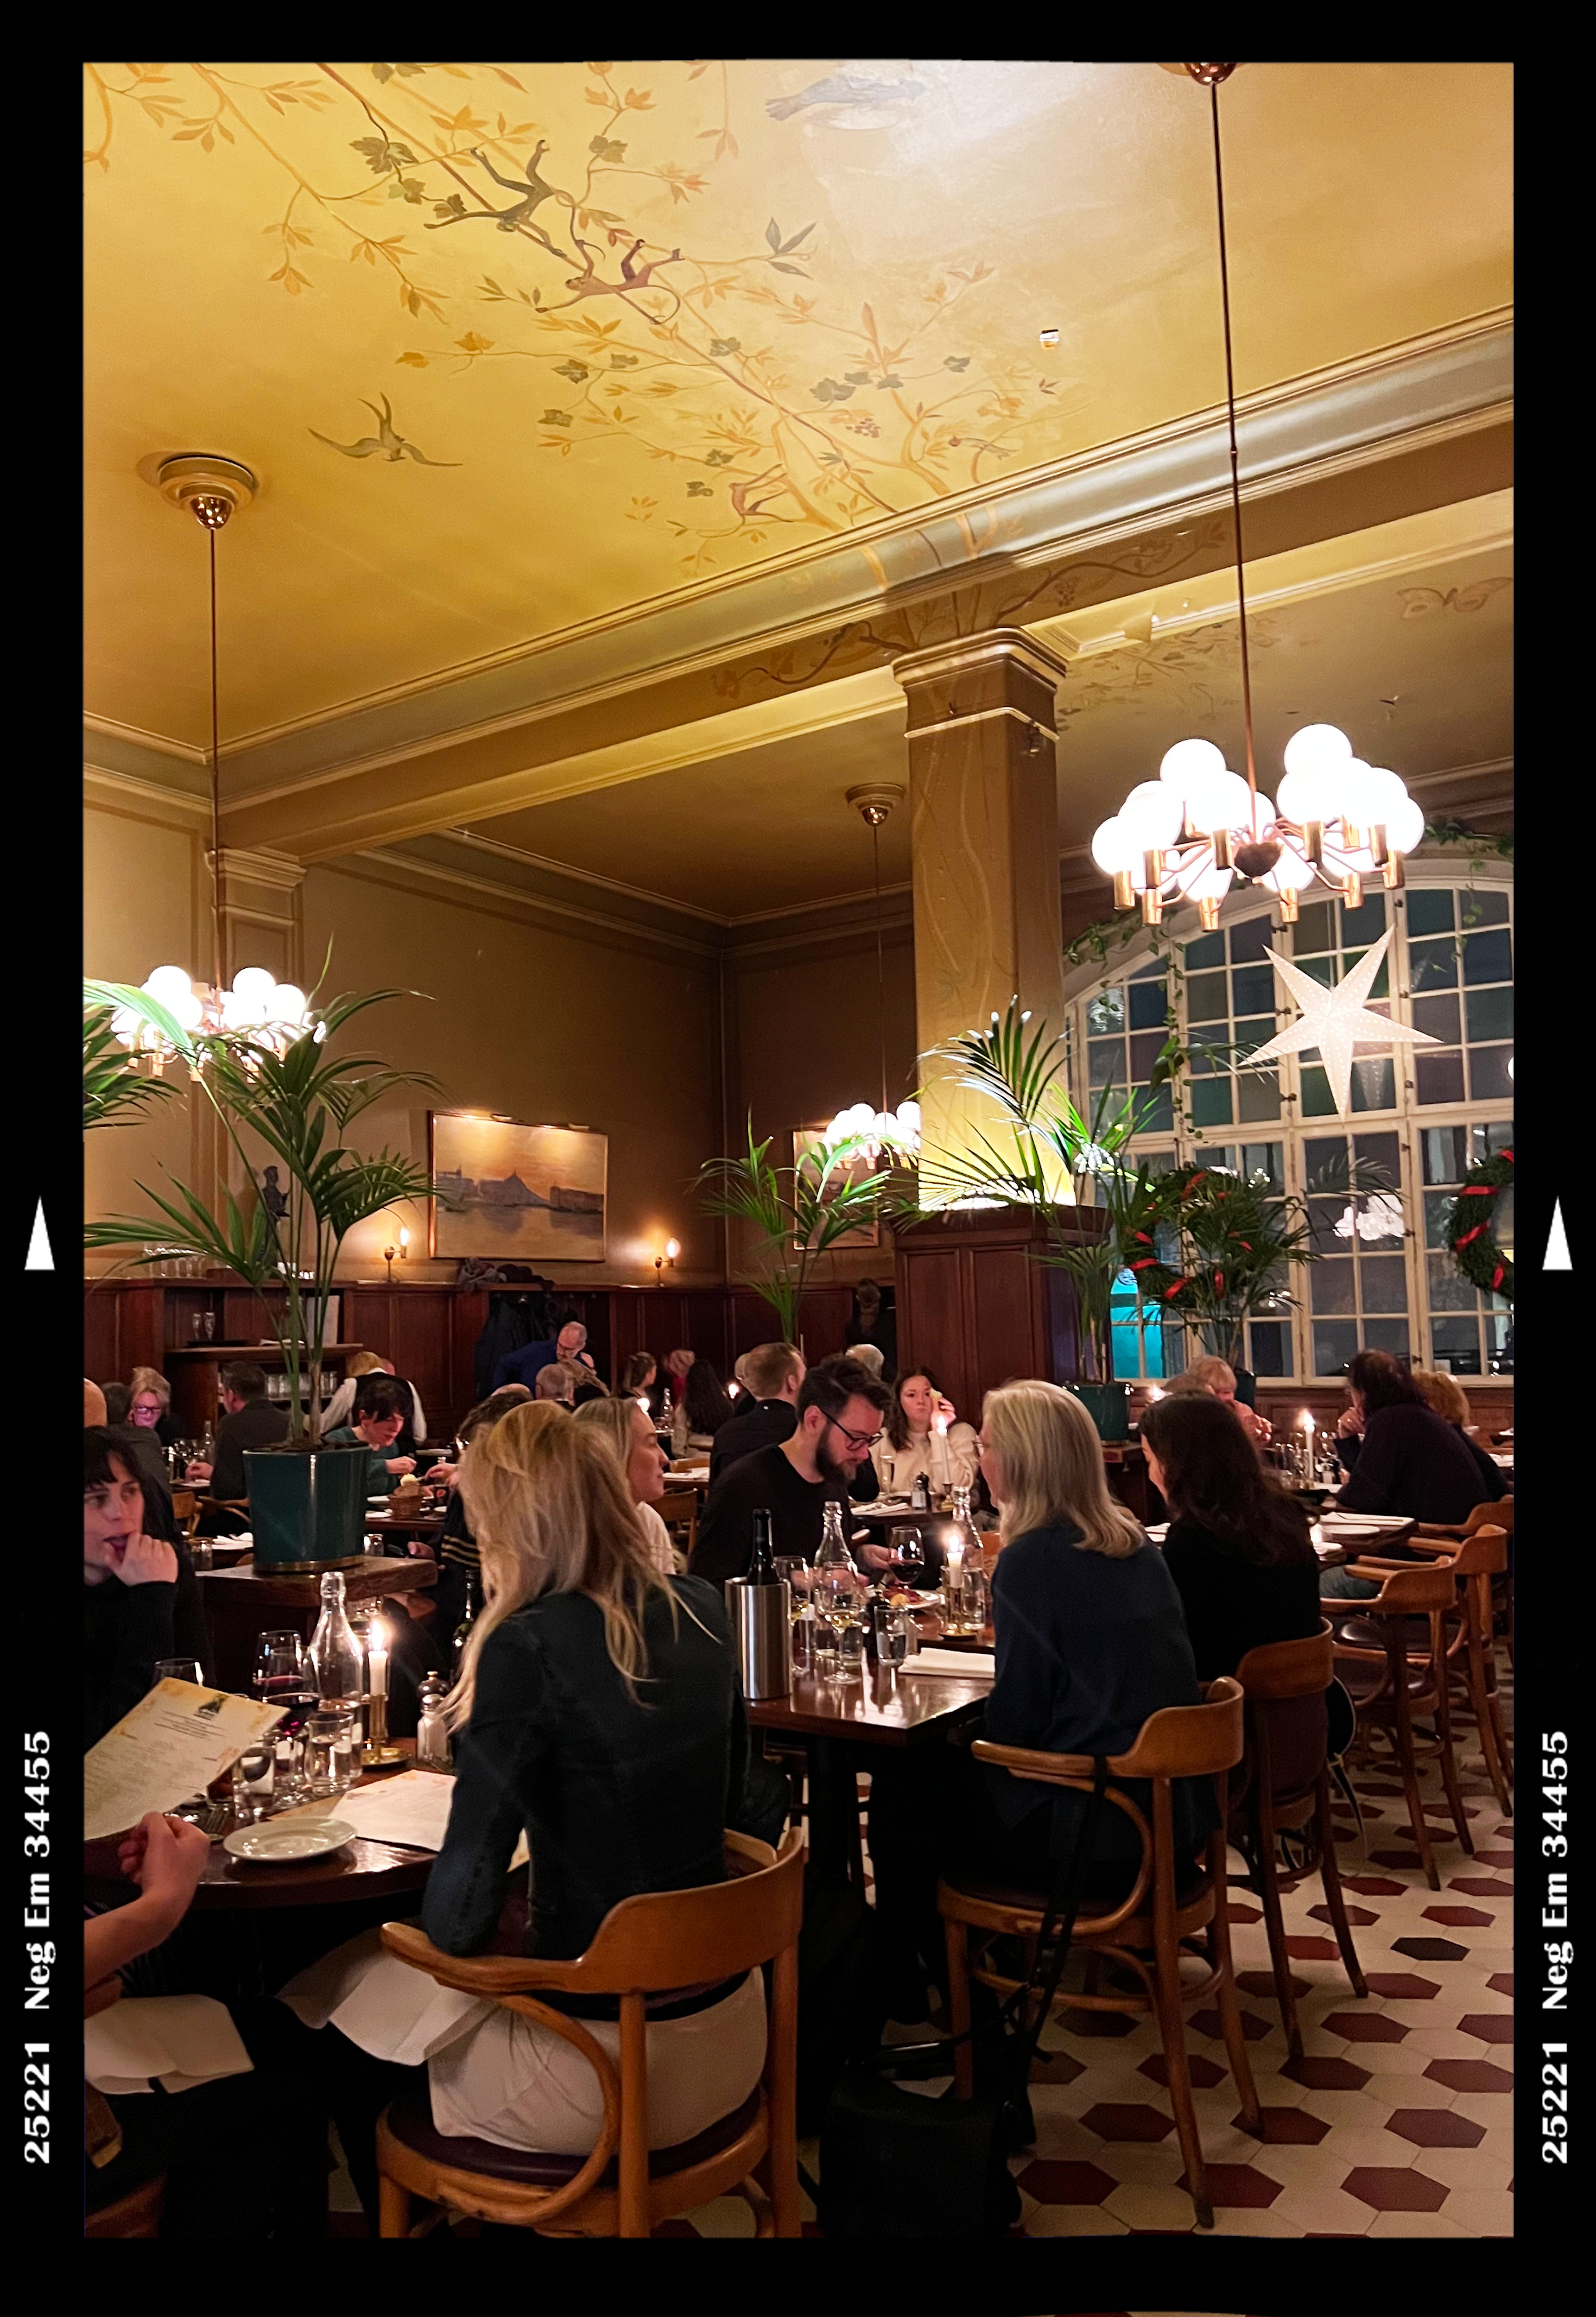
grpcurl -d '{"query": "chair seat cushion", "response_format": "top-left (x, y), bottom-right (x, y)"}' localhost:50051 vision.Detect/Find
top-left (382, 2083), bottom-right (761, 2189)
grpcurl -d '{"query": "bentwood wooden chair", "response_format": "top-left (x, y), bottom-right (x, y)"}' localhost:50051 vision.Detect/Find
top-left (1419, 1495), bottom-right (1515, 1668)
top-left (1364, 1526), bottom-right (1513, 1814)
top-left (1231, 1627), bottom-right (1367, 2058)
top-left (656, 1488), bottom-right (698, 1565)
top-left (937, 1678), bottom-right (1259, 2231)
top-left (1324, 1563), bottom-right (1474, 1888)
top-left (374, 1830), bottom-right (803, 2239)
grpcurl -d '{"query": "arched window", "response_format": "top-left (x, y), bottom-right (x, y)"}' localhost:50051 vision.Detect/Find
top-left (1064, 865), bottom-right (1513, 1386)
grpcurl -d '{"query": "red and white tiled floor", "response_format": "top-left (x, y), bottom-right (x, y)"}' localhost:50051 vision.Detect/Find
top-left (328, 1695), bottom-right (1510, 2239)
top-left (677, 1698), bottom-right (1514, 2241)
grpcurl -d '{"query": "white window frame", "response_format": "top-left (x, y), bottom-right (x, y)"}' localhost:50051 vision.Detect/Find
top-left (1062, 861), bottom-right (1513, 1386)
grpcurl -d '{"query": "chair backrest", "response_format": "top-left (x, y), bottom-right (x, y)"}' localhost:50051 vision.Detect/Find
top-left (971, 1677), bottom-right (1244, 1789)
top-left (1352, 1564), bottom-right (1456, 1614)
top-left (1446, 1523), bottom-right (1509, 1577)
top-left (382, 1828), bottom-right (805, 2002)
top-left (1234, 1625), bottom-right (1334, 1701)
top-left (657, 1489), bottom-right (698, 1527)
top-left (1465, 1496), bottom-right (1513, 1537)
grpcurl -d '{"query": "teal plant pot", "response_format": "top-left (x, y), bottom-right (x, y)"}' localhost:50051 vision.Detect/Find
top-left (244, 1443), bottom-right (371, 1573)
top-left (1068, 1381), bottom-right (1130, 1442)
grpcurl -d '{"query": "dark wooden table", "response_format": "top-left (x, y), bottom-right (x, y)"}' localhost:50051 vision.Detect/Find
top-left (749, 1663), bottom-right (990, 1884)
top-left (197, 1555), bottom-right (437, 1692)
top-left (363, 1505), bottom-right (447, 1541)
top-left (83, 1747), bottom-right (434, 1914)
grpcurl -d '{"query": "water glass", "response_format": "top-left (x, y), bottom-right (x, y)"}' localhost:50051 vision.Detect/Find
top-left (305, 1707), bottom-right (359, 1802)
top-left (878, 1617), bottom-right (911, 1668)
top-left (834, 1618), bottom-right (866, 1676)
top-left (812, 1609), bottom-right (841, 1673)
top-left (151, 1657), bottom-right (204, 1690)
top-left (231, 1742), bottom-right (275, 1822)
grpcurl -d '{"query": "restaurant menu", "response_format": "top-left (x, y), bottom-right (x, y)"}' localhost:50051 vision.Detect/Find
top-left (278, 1769), bottom-right (529, 1868)
top-left (84, 1679), bottom-right (283, 1843)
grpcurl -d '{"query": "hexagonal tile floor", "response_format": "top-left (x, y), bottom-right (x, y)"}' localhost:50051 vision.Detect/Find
top-left (687, 1674), bottom-right (1512, 2239)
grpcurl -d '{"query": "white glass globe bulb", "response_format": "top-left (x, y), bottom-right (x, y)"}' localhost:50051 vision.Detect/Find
top-left (1360, 767), bottom-right (1409, 827)
top-left (271, 984), bottom-right (308, 1024)
top-left (1158, 737), bottom-right (1226, 794)
top-left (1184, 769), bottom-right (1253, 837)
top-left (232, 966), bottom-right (276, 1002)
top-left (896, 1101), bottom-right (922, 1144)
top-left (1118, 780), bottom-right (1184, 851)
top-left (171, 989), bottom-right (205, 1031)
top-left (145, 965), bottom-right (194, 1004)
top-left (1333, 759), bottom-right (1382, 827)
top-left (1281, 723), bottom-right (1352, 780)
top-left (1242, 789), bottom-right (1277, 839)
top-left (1180, 860), bottom-right (1234, 905)
top-left (1264, 845), bottom-right (1317, 894)
top-left (1383, 795), bottom-right (1425, 855)
top-left (1090, 815), bottom-right (1140, 875)
top-left (1276, 762), bottom-right (1339, 826)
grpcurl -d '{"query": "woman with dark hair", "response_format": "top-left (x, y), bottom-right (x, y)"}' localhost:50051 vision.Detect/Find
top-left (871, 1366), bottom-right (979, 1497)
top-left (680, 1356), bottom-right (734, 1451)
top-left (84, 1428), bottom-right (209, 1747)
top-left (1319, 1348), bottom-right (1498, 1599)
top-left (1140, 1395), bottom-right (1321, 1680)
top-left (325, 1378), bottom-right (419, 1493)
top-left (621, 1350), bottom-right (659, 1415)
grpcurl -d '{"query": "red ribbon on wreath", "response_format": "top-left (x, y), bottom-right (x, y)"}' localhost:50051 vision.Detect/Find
top-left (1163, 1278), bottom-right (1190, 1300)
top-left (1456, 1225), bottom-right (1485, 1247)
top-left (1491, 1265), bottom-right (1504, 1290)
top-left (1459, 1184), bottom-right (1496, 1197)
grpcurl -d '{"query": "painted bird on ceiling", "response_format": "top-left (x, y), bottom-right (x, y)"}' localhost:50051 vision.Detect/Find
top-left (765, 72), bottom-right (927, 127)
top-left (310, 396), bottom-right (460, 466)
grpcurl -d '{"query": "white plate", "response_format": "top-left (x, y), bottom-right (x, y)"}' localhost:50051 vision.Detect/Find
top-left (222, 1816), bottom-right (355, 1865)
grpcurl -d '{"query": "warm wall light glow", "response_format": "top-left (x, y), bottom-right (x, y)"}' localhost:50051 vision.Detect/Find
top-left (398, 1227), bottom-right (409, 1253)
top-left (665, 1238), bottom-right (681, 1260)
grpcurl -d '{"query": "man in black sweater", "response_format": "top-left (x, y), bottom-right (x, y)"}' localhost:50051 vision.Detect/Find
top-left (186, 1362), bottom-right (290, 1500)
top-left (709, 1340), bottom-right (805, 1478)
top-left (691, 1355), bottom-right (894, 1587)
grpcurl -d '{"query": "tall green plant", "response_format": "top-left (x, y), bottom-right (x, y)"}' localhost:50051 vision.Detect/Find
top-left (84, 1001), bottom-right (182, 1133)
top-left (83, 979), bottom-right (441, 1444)
top-left (913, 1001), bottom-right (1183, 1379)
top-left (694, 1116), bottom-right (890, 1344)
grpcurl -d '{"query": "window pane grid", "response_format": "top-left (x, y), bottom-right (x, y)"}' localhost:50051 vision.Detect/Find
top-left (1065, 877), bottom-right (1512, 1382)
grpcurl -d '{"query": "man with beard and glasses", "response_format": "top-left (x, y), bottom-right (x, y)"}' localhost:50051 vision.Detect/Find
top-left (690, 1355), bottom-right (894, 1587)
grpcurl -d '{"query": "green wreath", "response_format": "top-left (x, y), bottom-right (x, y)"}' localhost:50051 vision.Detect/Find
top-left (1445, 1147), bottom-right (1513, 1302)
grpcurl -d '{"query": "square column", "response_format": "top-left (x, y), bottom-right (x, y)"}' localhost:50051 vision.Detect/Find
top-left (894, 628), bottom-right (1070, 1186)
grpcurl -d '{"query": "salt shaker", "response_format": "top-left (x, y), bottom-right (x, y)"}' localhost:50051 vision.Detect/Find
top-left (415, 1676), bottom-right (453, 1771)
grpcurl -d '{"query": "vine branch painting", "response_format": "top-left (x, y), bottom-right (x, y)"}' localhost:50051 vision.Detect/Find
top-left (86, 60), bottom-right (1078, 579)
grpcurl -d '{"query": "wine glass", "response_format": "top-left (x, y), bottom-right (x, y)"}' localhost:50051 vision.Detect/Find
top-left (151, 1657), bottom-right (203, 1689)
top-left (252, 1630), bottom-right (306, 1703)
top-left (884, 1525), bottom-right (926, 1589)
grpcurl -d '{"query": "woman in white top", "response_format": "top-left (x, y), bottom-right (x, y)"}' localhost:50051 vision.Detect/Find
top-left (872, 1367), bottom-right (980, 1498)
top-left (572, 1394), bottom-right (679, 1574)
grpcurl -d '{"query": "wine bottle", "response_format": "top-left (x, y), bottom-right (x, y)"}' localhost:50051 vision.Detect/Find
top-left (749, 1507), bottom-right (776, 1583)
top-left (451, 1567), bottom-right (484, 1679)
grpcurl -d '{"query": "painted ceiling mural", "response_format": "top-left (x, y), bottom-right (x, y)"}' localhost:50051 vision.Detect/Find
top-left (84, 60), bottom-right (1510, 745)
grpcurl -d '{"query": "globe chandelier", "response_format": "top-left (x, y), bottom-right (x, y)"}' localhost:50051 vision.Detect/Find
top-left (1089, 65), bottom-right (1426, 935)
top-left (112, 455), bottom-right (315, 1068)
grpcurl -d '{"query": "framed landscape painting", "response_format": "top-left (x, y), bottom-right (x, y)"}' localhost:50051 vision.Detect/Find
top-left (429, 1111), bottom-right (607, 1262)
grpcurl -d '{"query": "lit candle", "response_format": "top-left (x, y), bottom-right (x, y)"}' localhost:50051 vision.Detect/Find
top-left (368, 1617), bottom-right (389, 1700)
top-left (398, 1227), bottom-right (409, 1256)
top-left (1301, 1411), bottom-right (1315, 1441)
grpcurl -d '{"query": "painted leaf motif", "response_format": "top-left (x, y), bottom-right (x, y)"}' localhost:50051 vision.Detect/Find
top-left (457, 332), bottom-right (493, 354)
top-left (554, 359), bottom-right (590, 381)
top-left (811, 379), bottom-right (854, 403)
top-left (943, 355), bottom-right (971, 371)
top-left (765, 218), bottom-right (783, 252)
top-left (876, 374), bottom-right (903, 389)
top-left (769, 263), bottom-right (808, 276)
top-left (709, 338), bottom-right (741, 356)
top-left (686, 479), bottom-right (712, 496)
top-left (609, 353), bottom-right (639, 368)
top-left (589, 135), bottom-right (627, 161)
top-left (843, 370), bottom-right (872, 386)
top-left (397, 352), bottom-right (429, 367)
top-left (434, 193), bottom-right (468, 220)
top-left (542, 409), bottom-right (572, 427)
top-left (703, 448), bottom-right (733, 466)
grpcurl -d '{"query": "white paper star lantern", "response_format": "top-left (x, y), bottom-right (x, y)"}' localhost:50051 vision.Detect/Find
top-left (1244, 929), bottom-right (1437, 1118)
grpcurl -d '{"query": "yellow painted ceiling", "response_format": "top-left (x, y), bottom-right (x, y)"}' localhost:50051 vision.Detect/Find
top-left (466, 501), bottom-right (1512, 919)
top-left (84, 59), bottom-right (1510, 750)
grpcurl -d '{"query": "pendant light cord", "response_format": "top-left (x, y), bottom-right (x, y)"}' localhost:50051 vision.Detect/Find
top-left (209, 521), bottom-right (223, 996)
top-left (1207, 78), bottom-right (1259, 810)
top-left (872, 816), bottom-right (887, 1116)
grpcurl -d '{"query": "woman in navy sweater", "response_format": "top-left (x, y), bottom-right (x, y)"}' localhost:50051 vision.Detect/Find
top-left (955, 1381), bottom-right (1214, 1888)
top-left (1322, 1350), bottom-right (1500, 1599)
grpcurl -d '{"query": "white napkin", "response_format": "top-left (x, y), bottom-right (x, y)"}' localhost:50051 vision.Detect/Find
top-left (899, 1646), bottom-right (995, 1679)
top-left (85, 1995), bottom-right (254, 2095)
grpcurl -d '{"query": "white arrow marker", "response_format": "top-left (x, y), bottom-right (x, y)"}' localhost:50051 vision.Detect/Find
top-left (24, 1199), bottom-right (52, 1271)
top-left (1545, 1199), bottom-right (1572, 1271)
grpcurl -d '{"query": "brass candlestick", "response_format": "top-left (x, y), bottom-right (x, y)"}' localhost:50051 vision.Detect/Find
top-left (362, 1690), bottom-right (403, 1767)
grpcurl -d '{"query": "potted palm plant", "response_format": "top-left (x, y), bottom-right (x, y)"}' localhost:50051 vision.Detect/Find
top-left (694, 1116), bottom-right (893, 1348)
top-left (911, 1002), bottom-right (1182, 1439)
top-left (83, 977), bottom-right (440, 1570)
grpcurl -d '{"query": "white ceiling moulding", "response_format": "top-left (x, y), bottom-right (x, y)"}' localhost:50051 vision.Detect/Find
top-left (83, 761), bottom-right (212, 823)
top-left (83, 717), bottom-right (211, 798)
top-left (182, 317), bottom-right (1512, 811)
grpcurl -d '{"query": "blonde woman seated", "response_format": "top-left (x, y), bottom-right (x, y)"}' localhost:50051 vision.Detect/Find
top-left (963, 1381), bottom-right (1213, 1886)
top-left (871, 1368), bottom-right (980, 1498)
top-left (573, 1392), bottom-right (679, 1574)
top-left (281, 1404), bottom-right (767, 2217)
top-left (1167, 1355), bottom-right (1273, 1448)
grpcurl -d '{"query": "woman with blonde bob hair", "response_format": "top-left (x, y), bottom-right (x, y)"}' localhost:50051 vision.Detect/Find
top-left (959, 1380), bottom-right (1213, 1888)
top-left (280, 1401), bottom-right (768, 2211)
